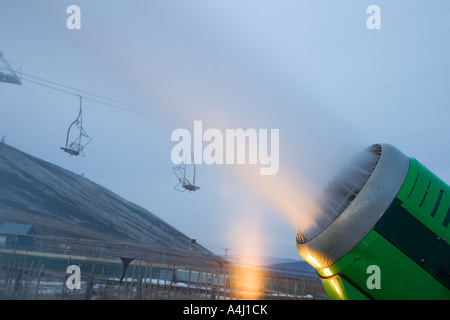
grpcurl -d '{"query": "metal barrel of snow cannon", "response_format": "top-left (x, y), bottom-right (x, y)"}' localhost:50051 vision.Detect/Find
top-left (296, 144), bottom-right (450, 299)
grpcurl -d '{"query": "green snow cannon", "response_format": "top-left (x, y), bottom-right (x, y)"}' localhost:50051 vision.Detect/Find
top-left (296, 144), bottom-right (450, 300)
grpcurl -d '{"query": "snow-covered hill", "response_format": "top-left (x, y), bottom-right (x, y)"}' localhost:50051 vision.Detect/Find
top-left (0, 143), bottom-right (210, 254)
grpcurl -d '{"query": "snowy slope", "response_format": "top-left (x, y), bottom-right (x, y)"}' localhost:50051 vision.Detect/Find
top-left (0, 143), bottom-right (210, 254)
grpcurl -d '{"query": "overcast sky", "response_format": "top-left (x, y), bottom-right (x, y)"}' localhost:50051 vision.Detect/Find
top-left (1, 1), bottom-right (450, 262)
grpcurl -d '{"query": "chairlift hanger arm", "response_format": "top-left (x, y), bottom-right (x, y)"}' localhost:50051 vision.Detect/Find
top-left (64, 96), bottom-right (83, 147)
top-left (61, 95), bottom-right (91, 157)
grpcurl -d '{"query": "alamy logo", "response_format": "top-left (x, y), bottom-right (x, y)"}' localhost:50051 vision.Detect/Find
top-left (366, 265), bottom-right (381, 290)
top-left (66, 5), bottom-right (81, 30)
top-left (66, 265), bottom-right (81, 290)
top-left (366, 5), bottom-right (381, 30)
top-left (171, 121), bottom-right (279, 175)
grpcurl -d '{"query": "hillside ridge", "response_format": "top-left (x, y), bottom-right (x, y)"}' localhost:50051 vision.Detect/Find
top-left (0, 143), bottom-right (210, 254)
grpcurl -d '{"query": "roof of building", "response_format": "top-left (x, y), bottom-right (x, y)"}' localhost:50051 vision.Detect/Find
top-left (0, 222), bottom-right (36, 235)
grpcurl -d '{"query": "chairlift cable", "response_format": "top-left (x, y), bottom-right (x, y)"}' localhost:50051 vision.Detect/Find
top-left (0, 65), bottom-right (164, 120)
top-left (21, 77), bottom-right (160, 119)
top-left (20, 72), bottom-right (162, 117)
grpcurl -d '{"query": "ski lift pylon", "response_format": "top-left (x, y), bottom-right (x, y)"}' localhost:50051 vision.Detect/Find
top-left (173, 154), bottom-right (200, 192)
top-left (0, 52), bottom-right (22, 85)
top-left (61, 95), bottom-right (92, 157)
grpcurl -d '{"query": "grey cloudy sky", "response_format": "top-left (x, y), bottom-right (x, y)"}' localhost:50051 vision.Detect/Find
top-left (1, 1), bottom-right (449, 262)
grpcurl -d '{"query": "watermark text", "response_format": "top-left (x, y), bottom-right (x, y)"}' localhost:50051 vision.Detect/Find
top-left (171, 121), bottom-right (279, 175)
